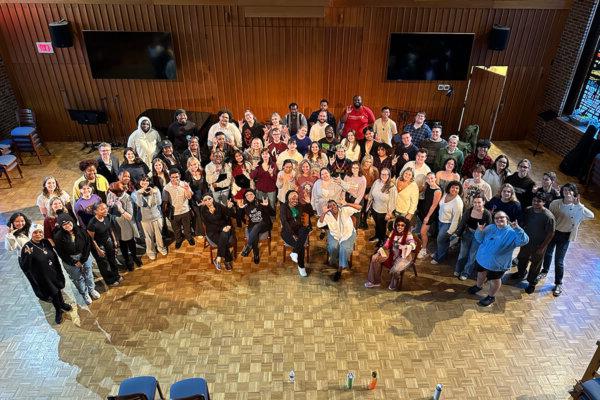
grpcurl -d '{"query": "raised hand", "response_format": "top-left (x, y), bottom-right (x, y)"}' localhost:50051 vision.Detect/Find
top-left (477, 223), bottom-right (485, 231)
top-left (402, 152), bottom-right (409, 161)
top-left (226, 199), bottom-right (234, 208)
top-left (261, 197), bottom-right (269, 206)
top-left (346, 105), bottom-right (352, 114)
top-left (391, 155), bottom-right (399, 165)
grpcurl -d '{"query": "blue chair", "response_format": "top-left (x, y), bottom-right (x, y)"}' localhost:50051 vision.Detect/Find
top-left (169, 378), bottom-right (210, 400)
top-left (107, 376), bottom-right (165, 400)
top-left (582, 378), bottom-right (600, 400)
top-left (10, 109), bottom-right (51, 164)
top-left (0, 154), bottom-right (22, 187)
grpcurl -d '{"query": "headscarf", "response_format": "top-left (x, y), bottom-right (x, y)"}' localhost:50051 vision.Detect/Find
top-left (29, 223), bottom-right (44, 239)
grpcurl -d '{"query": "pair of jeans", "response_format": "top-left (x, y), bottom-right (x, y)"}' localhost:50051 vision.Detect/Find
top-left (63, 257), bottom-right (95, 296)
top-left (372, 211), bottom-right (388, 242)
top-left (282, 227), bottom-right (310, 268)
top-left (454, 228), bottom-right (479, 277)
top-left (327, 230), bottom-right (356, 269)
top-left (92, 238), bottom-right (120, 285)
top-left (171, 211), bottom-right (193, 244)
top-left (433, 222), bottom-right (451, 262)
top-left (542, 230), bottom-right (571, 285)
top-left (246, 222), bottom-right (270, 255)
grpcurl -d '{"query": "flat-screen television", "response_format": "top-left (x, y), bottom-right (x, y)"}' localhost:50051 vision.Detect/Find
top-left (83, 31), bottom-right (177, 80)
top-left (386, 33), bottom-right (474, 81)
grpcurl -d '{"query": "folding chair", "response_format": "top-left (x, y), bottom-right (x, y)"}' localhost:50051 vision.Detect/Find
top-left (397, 236), bottom-right (422, 291)
top-left (107, 376), bottom-right (165, 400)
top-left (245, 228), bottom-right (272, 256)
top-left (202, 222), bottom-right (237, 260)
top-left (10, 109), bottom-right (51, 164)
top-left (170, 377), bottom-right (210, 400)
top-left (0, 154), bottom-right (22, 187)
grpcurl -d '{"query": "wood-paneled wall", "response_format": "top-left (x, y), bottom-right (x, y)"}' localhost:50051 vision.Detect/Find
top-left (0, 3), bottom-right (568, 142)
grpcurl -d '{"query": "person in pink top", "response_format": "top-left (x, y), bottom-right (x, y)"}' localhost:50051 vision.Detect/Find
top-left (340, 95), bottom-right (375, 141)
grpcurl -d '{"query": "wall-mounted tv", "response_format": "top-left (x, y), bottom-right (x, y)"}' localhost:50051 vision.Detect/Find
top-left (386, 33), bottom-right (474, 81)
top-left (83, 31), bottom-right (177, 80)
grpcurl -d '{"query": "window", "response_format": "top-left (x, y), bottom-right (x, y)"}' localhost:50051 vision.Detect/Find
top-left (573, 44), bottom-right (600, 122)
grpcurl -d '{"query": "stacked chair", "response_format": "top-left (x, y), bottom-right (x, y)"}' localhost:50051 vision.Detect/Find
top-left (108, 376), bottom-right (210, 400)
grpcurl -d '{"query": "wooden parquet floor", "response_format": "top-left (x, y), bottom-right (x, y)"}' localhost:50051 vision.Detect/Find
top-left (0, 141), bottom-right (598, 400)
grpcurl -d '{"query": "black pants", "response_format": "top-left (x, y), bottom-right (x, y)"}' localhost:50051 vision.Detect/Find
top-left (92, 239), bottom-right (121, 285)
top-left (119, 238), bottom-right (138, 269)
top-left (171, 211), bottom-right (193, 244)
top-left (516, 243), bottom-right (545, 285)
top-left (189, 203), bottom-right (205, 237)
top-left (542, 231), bottom-right (570, 285)
top-left (51, 291), bottom-right (66, 313)
top-left (282, 227), bottom-right (310, 268)
top-left (207, 231), bottom-right (235, 262)
top-left (247, 222), bottom-right (270, 255)
top-left (372, 210), bottom-right (388, 241)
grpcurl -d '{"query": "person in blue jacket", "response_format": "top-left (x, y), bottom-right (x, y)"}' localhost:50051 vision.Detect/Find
top-left (467, 210), bottom-right (529, 307)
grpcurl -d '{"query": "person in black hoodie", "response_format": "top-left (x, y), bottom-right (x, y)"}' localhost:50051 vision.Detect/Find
top-left (53, 214), bottom-right (101, 305)
top-left (240, 190), bottom-right (275, 264)
top-left (200, 195), bottom-right (236, 271)
top-left (280, 190), bottom-right (312, 277)
top-left (167, 109), bottom-right (198, 154)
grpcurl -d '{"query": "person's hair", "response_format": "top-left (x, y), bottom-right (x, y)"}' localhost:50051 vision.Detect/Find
top-left (79, 159), bottom-right (98, 172)
top-left (518, 158), bottom-right (532, 169)
top-left (7, 212), bottom-right (32, 237)
top-left (47, 196), bottom-right (65, 218)
top-left (152, 158), bottom-right (169, 177)
top-left (560, 182), bottom-right (579, 198)
top-left (497, 183), bottom-right (519, 202)
top-left (361, 155), bottom-right (375, 171)
top-left (214, 131), bottom-right (225, 139)
top-left (288, 138), bottom-right (297, 146)
top-left (492, 154), bottom-right (510, 177)
top-left (431, 124), bottom-right (443, 131)
top-left (271, 112), bottom-right (281, 121)
top-left (448, 134), bottom-right (459, 142)
top-left (211, 150), bottom-right (224, 163)
top-left (289, 102), bottom-right (298, 109)
top-left (532, 191), bottom-right (548, 203)
top-left (400, 167), bottom-right (415, 182)
top-left (473, 164), bottom-right (486, 174)
top-left (299, 159), bottom-right (312, 175)
top-left (98, 142), bottom-right (111, 150)
top-left (416, 111), bottom-right (426, 117)
top-left (78, 180), bottom-right (93, 191)
top-left (444, 157), bottom-right (457, 173)
top-left (233, 150), bottom-right (246, 165)
top-left (345, 131), bottom-right (359, 151)
top-left (41, 176), bottom-right (63, 197)
top-left (417, 148), bottom-right (428, 156)
top-left (379, 168), bottom-right (393, 193)
top-left (188, 136), bottom-right (199, 144)
top-left (168, 168), bottom-right (180, 177)
top-left (284, 189), bottom-right (298, 204)
top-left (476, 139), bottom-right (491, 149)
top-left (363, 126), bottom-right (373, 135)
top-left (543, 171), bottom-right (557, 182)
top-left (118, 170), bottom-right (130, 180)
top-left (123, 147), bottom-right (143, 164)
top-left (307, 141), bottom-right (324, 161)
top-left (445, 180), bottom-right (463, 195)
top-left (471, 193), bottom-right (486, 204)
top-left (391, 215), bottom-right (411, 245)
top-left (319, 167), bottom-right (330, 178)
top-left (249, 137), bottom-right (263, 151)
top-left (282, 159), bottom-right (294, 169)
top-left (381, 106), bottom-right (390, 112)
top-left (320, 98), bottom-right (328, 104)
top-left (260, 148), bottom-right (272, 159)
top-left (186, 156), bottom-right (203, 173)
top-left (350, 161), bottom-right (363, 177)
top-left (93, 202), bottom-right (106, 212)
top-left (377, 144), bottom-right (389, 155)
top-left (217, 109), bottom-right (230, 119)
top-left (401, 131), bottom-right (411, 137)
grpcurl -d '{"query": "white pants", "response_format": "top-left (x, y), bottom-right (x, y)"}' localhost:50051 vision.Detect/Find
top-left (141, 219), bottom-right (167, 257)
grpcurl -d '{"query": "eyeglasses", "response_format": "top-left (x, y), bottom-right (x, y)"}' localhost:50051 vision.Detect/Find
top-left (518, 165), bottom-right (529, 169)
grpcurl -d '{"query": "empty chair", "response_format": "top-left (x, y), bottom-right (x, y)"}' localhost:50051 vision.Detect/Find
top-left (170, 377), bottom-right (210, 400)
top-left (0, 154), bottom-right (22, 187)
top-left (107, 376), bottom-right (165, 400)
top-left (10, 109), bottom-right (51, 164)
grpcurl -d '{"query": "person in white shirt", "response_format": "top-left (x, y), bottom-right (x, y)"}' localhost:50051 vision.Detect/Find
top-left (317, 199), bottom-right (362, 282)
top-left (373, 106), bottom-right (397, 146)
top-left (431, 180), bottom-right (464, 264)
top-left (207, 111), bottom-right (242, 148)
top-left (400, 148), bottom-right (431, 193)
top-left (309, 110), bottom-right (329, 142)
top-left (127, 116), bottom-right (160, 169)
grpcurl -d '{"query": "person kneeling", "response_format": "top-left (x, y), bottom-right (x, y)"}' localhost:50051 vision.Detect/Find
top-left (240, 190), bottom-right (275, 264)
top-left (317, 199), bottom-right (361, 282)
top-left (365, 216), bottom-right (416, 290)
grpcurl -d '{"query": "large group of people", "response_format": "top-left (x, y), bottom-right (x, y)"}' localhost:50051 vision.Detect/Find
top-left (5, 96), bottom-right (596, 324)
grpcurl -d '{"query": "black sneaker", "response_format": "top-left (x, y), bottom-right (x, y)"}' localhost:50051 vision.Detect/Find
top-left (60, 303), bottom-right (73, 312)
top-left (535, 272), bottom-right (547, 284)
top-left (134, 258), bottom-right (143, 267)
top-left (553, 284), bottom-right (563, 297)
top-left (126, 264), bottom-right (134, 272)
top-left (478, 295), bottom-right (495, 307)
top-left (509, 272), bottom-right (526, 281)
top-left (55, 311), bottom-right (63, 324)
top-left (467, 285), bottom-right (483, 295)
top-left (525, 284), bottom-right (536, 294)
top-left (175, 241), bottom-right (183, 249)
top-left (188, 238), bottom-right (196, 246)
top-left (225, 262), bottom-right (233, 271)
top-left (253, 253), bottom-right (260, 265)
top-left (241, 245), bottom-right (252, 257)
top-left (332, 270), bottom-right (342, 282)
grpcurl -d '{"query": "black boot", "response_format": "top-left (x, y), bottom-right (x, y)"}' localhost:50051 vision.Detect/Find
top-left (55, 310), bottom-right (63, 324)
top-left (241, 245), bottom-right (252, 257)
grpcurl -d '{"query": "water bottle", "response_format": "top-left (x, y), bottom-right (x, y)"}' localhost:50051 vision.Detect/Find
top-left (346, 371), bottom-right (354, 389)
top-left (433, 383), bottom-right (443, 400)
top-left (368, 371), bottom-right (378, 390)
top-left (289, 369), bottom-right (295, 383)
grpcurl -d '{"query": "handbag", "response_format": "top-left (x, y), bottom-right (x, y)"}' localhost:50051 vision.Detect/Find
top-left (345, 192), bottom-right (357, 204)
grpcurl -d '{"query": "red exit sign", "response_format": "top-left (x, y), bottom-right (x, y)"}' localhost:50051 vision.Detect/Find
top-left (36, 42), bottom-right (54, 54)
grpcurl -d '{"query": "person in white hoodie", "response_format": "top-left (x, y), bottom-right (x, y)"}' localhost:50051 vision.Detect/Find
top-left (127, 116), bottom-right (160, 169)
top-left (431, 180), bottom-right (464, 264)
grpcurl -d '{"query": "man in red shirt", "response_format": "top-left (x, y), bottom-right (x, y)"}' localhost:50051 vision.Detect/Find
top-left (340, 95), bottom-right (375, 141)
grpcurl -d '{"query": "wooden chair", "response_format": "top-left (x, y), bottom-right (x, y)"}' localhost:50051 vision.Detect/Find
top-left (245, 228), bottom-right (272, 255)
top-left (10, 109), bottom-right (51, 164)
top-left (0, 154), bottom-right (23, 187)
top-left (282, 235), bottom-right (310, 263)
top-left (396, 235), bottom-right (422, 291)
top-left (202, 222), bottom-right (237, 261)
top-left (573, 340), bottom-right (600, 399)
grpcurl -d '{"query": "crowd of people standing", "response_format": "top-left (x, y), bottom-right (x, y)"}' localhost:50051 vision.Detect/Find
top-left (5, 96), bottom-right (595, 323)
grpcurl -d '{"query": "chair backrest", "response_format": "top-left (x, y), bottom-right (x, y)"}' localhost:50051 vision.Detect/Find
top-left (412, 235), bottom-right (422, 262)
top-left (107, 394), bottom-right (148, 400)
top-left (173, 396), bottom-right (206, 400)
top-left (16, 109), bottom-right (36, 127)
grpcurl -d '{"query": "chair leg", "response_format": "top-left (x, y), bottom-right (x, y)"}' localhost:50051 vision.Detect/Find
top-left (16, 163), bottom-right (22, 178)
top-left (156, 381), bottom-right (165, 400)
top-left (282, 245), bottom-right (286, 263)
top-left (399, 271), bottom-right (405, 291)
top-left (268, 236), bottom-right (271, 255)
top-left (306, 245), bottom-right (310, 263)
top-left (412, 263), bottom-right (418, 277)
top-left (35, 148), bottom-right (42, 164)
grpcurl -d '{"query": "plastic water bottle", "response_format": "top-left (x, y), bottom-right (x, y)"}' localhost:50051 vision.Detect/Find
top-left (368, 371), bottom-right (378, 390)
top-left (289, 369), bottom-right (295, 383)
top-left (346, 371), bottom-right (354, 389)
top-left (433, 383), bottom-right (443, 400)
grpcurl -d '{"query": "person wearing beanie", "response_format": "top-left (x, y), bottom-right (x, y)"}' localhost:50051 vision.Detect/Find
top-left (167, 108), bottom-right (198, 154)
top-left (21, 224), bottom-right (72, 324)
top-left (53, 214), bottom-right (100, 305)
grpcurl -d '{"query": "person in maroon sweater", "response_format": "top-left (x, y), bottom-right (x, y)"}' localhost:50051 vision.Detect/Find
top-left (266, 128), bottom-right (288, 163)
top-left (462, 139), bottom-right (494, 179)
top-left (250, 148), bottom-right (278, 210)
top-left (340, 95), bottom-right (375, 141)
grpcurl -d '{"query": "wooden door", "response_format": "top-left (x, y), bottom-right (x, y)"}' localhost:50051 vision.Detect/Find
top-left (460, 66), bottom-right (507, 141)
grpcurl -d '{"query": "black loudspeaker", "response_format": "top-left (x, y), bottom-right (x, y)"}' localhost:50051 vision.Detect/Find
top-left (49, 20), bottom-right (73, 48)
top-left (489, 25), bottom-right (510, 51)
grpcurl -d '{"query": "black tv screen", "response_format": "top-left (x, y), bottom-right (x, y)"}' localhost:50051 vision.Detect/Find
top-left (83, 31), bottom-right (177, 80)
top-left (386, 33), bottom-right (474, 81)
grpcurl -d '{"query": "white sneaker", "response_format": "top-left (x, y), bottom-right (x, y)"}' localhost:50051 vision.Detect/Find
top-left (431, 259), bottom-right (439, 265)
top-left (89, 289), bottom-right (101, 300)
top-left (417, 249), bottom-right (428, 259)
top-left (453, 271), bottom-right (460, 277)
top-left (290, 252), bottom-right (298, 263)
top-left (159, 249), bottom-right (168, 256)
top-left (83, 292), bottom-right (92, 305)
top-left (148, 254), bottom-right (156, 261)
top-left (298, 266), bottom-right (307, 277)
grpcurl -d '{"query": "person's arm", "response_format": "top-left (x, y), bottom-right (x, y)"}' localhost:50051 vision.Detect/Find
top-left (386, 187), bottom-right (397, 217)
top-left (511, 223), bottom-right (529, 247)
top-left (317, 209), bottom-right (329, 227)
top-left (355, 177), bottom-right (366, 204)
top-left (366, 107), bottom-right (376, 125)
top-left (448, 198), bottom-right (463, 235)
top-left (455, 208), bottom-right (470, 238)
top-left (407, 183), bottom-right (419, 219)
top-left (423, 189), bottom-right (442, 226)
top-left (536, 216), bottom-right (555, 255)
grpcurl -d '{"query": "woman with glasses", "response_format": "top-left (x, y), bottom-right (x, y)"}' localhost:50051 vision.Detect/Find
top-left (505, 158), bottom-right (535, 207)
top-left (483, 154), bottom-right (510, 197)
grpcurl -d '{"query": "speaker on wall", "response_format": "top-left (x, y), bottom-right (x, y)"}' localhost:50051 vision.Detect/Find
top-left (489, 24), bottom-right (510, 51)
top-left (49, 20), bottom-right (73, 48)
